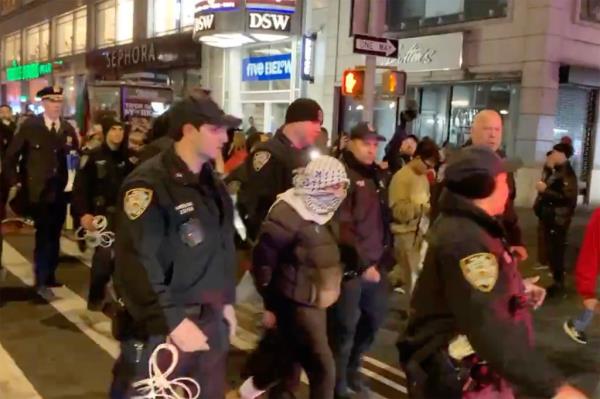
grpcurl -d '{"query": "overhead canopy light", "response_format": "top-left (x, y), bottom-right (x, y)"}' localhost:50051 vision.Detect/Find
top-left (199, 33), bottom-right (256, 48)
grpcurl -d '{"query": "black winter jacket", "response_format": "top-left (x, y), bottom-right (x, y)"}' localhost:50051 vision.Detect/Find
top-left (252, 201), bottom-right (342, 310)
top-left (534, 162), bottom-right (578, 228)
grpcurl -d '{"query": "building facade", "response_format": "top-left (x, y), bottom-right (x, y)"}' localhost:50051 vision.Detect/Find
top-left (303, 0), bottom-right (600, 205)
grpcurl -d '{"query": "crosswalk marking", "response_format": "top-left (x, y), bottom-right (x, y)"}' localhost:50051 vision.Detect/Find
top-left (0, 342), bottom-right (44, 399)
top-left (1, 240), bottom-right (404, 398)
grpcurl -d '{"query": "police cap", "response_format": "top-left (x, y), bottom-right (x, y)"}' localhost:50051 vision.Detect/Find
top-left (350, 122), bottom-right (386, 142)
top-left (37, 85), bottom-right (64, 102)
top-left (446, 146), bottom-right (507, 183)
top-left (168, 96), bottom-right (241, 139)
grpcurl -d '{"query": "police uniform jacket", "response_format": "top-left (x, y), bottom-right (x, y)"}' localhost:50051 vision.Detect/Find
top-left (237, 130), bottom-right (309, 241)
top-left (72, 142), bottom-right (133, 222)
top-left (338, 150), bottom-right (394, 275)
top-left (113, 145), bottom-right (236, 336)
top-left (0, 119), bottom-right (16, 161)
top-left (252, 201), bottom-right (342, 310)
top-left (534, 162), bottom-right (578, 228)
top-left (401, 190), bottom-right (562, 397)
top-left (3, 115), bottom-right (78, 204)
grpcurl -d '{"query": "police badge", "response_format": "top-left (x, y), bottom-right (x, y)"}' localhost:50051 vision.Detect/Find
top-left (124, 188), bottom-right (153, 220)
top-left (253, 151), bottom-right (271, 172)
top-left (459, 252), bottom-right (498, 292)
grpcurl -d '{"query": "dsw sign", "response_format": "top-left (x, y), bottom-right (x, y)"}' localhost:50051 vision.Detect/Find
top-left (248, 12), bottom-right (291, 32)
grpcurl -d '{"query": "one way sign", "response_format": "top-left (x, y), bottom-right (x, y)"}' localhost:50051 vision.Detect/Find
top-left (353, 34), bottom-right (399, 58)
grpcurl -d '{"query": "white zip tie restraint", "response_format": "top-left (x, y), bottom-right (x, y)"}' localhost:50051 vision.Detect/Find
top-left (131, 343), bottom-right (201, 399)
top-left (75, 215), bottom-right (115, 248)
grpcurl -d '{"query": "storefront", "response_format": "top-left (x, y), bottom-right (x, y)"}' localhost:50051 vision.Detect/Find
top-left (339, 32), bottom-right (520, 156)
top-left (86, 32), bottom-right (203, 98)
top-left (193, 0), bottom-right (302, 133)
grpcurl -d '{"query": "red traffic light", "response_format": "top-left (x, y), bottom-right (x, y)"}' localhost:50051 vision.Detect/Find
top-left (342, 69), bottom-right (365, 96)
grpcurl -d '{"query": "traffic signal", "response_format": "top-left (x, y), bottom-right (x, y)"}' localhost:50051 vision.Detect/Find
top-left (382, 70), bottom-right (407, 96)
top-left (342, 69), bottom-right (364, 96)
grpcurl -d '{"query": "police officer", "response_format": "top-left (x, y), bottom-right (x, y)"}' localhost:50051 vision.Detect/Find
top-left (3, 86), bottom-right (79, 298)
top-left (237, 98), bottom-right (324, 242)
top-left (330, 122), bottom-right (394, 399)
top-left (398, 146), bottom-right (585, 399)
top-left (110, 95), bottom-right (241, 399)
top-left (534, 142), bottom-right (578, 297)
top-left (72, 117), bottom-right (133, 311)
top-left (0, 103), bottom-right (16, 275)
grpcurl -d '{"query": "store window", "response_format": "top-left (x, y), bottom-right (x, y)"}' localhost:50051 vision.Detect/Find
top-left (387, 0), bottom-right (508, 31)
top-left (25, 22), bottom-right (50, 62)
top-left (96, 0), bottom-right (133, 48)
top-left (149, 0), bottom-right (196, 36)
top-left (54, 7), bottom-right (87, 57)
top-left (581, 0), bottom-right (600, 22)
top-left (2, 31), bottom-right (21, 67)
top-left (0, 0), bottom-right (18, 16)
top-left (241, 42), bottom-right (293, 92)
top-left (57, 76), bottom-right (77, 116)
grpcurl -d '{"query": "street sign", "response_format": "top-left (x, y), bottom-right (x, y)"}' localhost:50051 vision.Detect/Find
top-left (353, 34), bottom-right (399, 58)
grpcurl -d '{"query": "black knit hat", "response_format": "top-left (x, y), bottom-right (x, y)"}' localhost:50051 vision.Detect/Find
top-left (285, 98), bottom-right (323, 125)
top-left (445, 146), bottom-right (507, 199)
top-left (100, 117), bottom-right (123, 135)
top-left (553, 142), bottom-right (574, 158)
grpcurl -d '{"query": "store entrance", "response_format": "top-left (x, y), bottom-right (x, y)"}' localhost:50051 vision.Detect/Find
top-left (241, 101), bottom-right (289, 135)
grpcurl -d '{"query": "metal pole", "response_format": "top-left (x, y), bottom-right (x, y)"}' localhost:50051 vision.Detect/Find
top-left (362, 0), bottom-right (383, 123)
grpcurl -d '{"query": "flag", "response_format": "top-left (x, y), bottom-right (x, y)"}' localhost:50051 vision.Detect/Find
top-left (74, 78), bottom-right (90, 139)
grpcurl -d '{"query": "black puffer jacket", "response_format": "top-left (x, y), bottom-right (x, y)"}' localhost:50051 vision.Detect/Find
top-left (534, 162), bottom-right (578, 228)
top-left (252, 201), bottom-right (343, 310)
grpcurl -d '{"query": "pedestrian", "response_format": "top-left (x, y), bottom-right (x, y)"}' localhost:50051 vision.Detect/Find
top-left (534, 142), bottom-right (578, 297)
top-left (246, 116), bottom-right (258, 136)
top-left (224, 131), bottom-right (248, 174)
top-left (237, 98), bottom-right (323, 242)
top-left (3, 86), bottom-right (79, 299)
top-left (72, 117), bottom-right (133, 312)
top-left (330, 121), bottom-right (394, 399)
top-left (398, 145), bottom-right (585, 399)
top-left (564, 208), bottom-right (600, 345)
top-left (237, 155), bottom-right (349, 399)
top-left (388, 138), bottom-right (440, 293)
top-left (534, 150), bottom-right (554, 271)
top-left (0, 103), bottom-right (16, 275)
top-left (384, 100), bottom-right (419, 173)
top-left (110, 95), bottom-right (241, 398)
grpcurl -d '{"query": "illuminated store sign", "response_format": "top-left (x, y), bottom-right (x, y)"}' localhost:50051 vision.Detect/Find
top-left (6, 60), bottom-right (61, 81)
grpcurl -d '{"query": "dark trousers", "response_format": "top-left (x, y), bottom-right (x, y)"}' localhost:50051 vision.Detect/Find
top-left (328, 276), bottom-right (389, 394)
top-left (88, 245), bottom-right (114, 309)
top-left (246, 297), bottom-right (335, 399)
top-left (537, 222), bottom-right (548, 266)
top-left (110, 305), bottom-right (229, 399)
top-left (541, 221), bottom-right (569, 284)
top-left (32, 200), bottom-right (67, 287)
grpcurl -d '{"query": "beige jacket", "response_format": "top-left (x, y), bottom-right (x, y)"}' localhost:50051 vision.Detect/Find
top-left (388, 164), bottom-right (430, 235)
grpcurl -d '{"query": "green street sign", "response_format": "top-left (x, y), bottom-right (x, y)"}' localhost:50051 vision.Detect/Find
top-left (6, 60), bottom-right (59, 81)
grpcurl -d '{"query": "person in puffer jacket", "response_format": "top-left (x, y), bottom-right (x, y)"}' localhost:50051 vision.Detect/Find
top-left (563, 208), bottom-right (600, 345)
top-left (236, 155), bottom-right (349, 399)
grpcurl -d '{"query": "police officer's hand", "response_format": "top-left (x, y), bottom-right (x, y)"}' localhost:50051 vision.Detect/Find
top-left (80, 214), bottom-right (96, 231)
top-left (523, 276), bottom-right (546, 310)
top-left (362, 266), bottom-right (381, 283)
top-left (553, 384), bottom-right (587, 399)
top-left (510, 245), bottom-right (528, 261)
top-left (223, 304), bottom-right (237, 340)
top-left (262, 311), bottom-right (276, 329)
top-left (168, 318), bottom-right (210, 352)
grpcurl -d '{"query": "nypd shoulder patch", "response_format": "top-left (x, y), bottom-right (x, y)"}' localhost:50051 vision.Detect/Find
top-left (459, 252), bottom-right (498, 292)
top-left (253, 151), bottom-right (271, 172)
top-left (124, 188), bottom-right (153, 220)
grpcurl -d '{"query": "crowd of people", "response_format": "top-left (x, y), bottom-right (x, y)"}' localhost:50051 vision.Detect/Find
top-left (0, 84), bottom-right (597, 399)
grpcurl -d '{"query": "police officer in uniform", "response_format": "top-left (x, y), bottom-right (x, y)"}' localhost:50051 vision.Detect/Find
top-left (72, 117), bottom-right (133, 311)
top-left (331, 122), bottom-right (394, 399)
top-left (398, 146), bottom-right (586, 399)
top-left (3, 86), bottom-right (79, 298)
top-left (237, 98), bottom-right (324, 242)
top-left (110, 95), bottom-right (241, 399)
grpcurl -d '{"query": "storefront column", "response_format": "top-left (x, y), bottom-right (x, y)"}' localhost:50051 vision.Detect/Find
top-left (588, 98), bottom-right (600, 204)
top-left (513, 60), bottom-right (560, 207)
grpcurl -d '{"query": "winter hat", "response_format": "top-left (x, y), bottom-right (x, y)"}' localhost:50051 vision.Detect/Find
top-left (293, 155), bottom-right (349, 194)
top-left (553, 142), bottom-right (574, 159)
top-left (100, 117), bottom-right (123, 135)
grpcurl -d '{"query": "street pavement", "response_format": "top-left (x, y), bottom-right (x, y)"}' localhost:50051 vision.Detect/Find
top-left (0, 206), bottom-right (599, 398)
